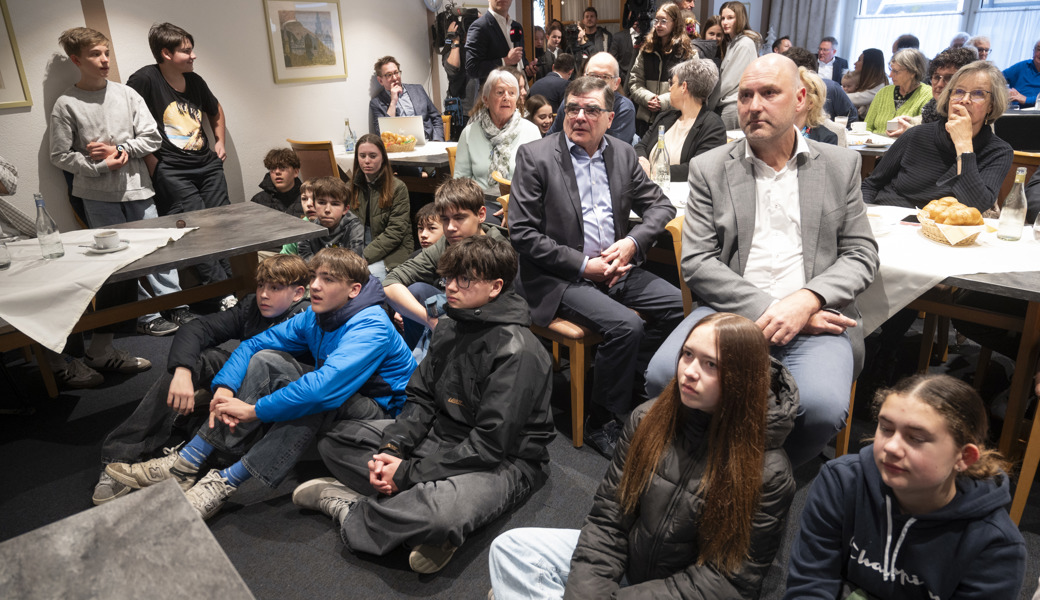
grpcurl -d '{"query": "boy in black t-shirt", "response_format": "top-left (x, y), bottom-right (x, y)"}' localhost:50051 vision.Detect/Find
top-left (127, 22), bottom-right (231, 288)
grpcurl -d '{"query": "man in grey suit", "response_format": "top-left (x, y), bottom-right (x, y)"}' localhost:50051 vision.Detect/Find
top-left (646, 54), bottom-right (879, 467)
top-left (510, 76), bottom-right (684, 458)
top-left (369, 56), bottom-right (444, 142)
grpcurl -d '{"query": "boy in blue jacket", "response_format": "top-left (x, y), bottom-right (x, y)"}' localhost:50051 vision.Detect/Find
top-left (107, 248), bottom-right (416, 519)
top-left (94, 253), bottom-right (310, 505)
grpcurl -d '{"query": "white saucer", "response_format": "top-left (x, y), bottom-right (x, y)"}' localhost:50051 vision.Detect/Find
top-left (86, 240), bottom-right (130, 254)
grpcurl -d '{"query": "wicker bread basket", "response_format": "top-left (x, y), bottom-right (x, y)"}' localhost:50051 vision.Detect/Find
top-left (917, 211), bottom-right (981, 246)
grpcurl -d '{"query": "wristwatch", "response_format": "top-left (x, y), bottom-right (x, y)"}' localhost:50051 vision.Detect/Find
top-left (116, 144), bottom-right (126, 156)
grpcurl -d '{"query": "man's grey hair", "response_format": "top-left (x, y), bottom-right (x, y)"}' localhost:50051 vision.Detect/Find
top-left (671, 58), bottom-right (719, 102)
top-left (821, 36), bottom-right (838, 47)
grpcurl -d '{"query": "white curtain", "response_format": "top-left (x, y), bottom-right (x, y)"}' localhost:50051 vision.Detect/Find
top-left (848, 14), bottom-right (962, 65)
top-left (972, 9), bottom-right (1040, 71)
top-left (768, 0), bottom-right (847, 52)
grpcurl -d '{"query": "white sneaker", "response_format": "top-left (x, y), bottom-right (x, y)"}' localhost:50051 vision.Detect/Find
top-left (185, 470), bottom-right (237, 520)
top-left (85, 348), bottom-right (152, 374)
top-left (106, 449), bottom-right (198, 491)
top-left (92, 471), bottom-right (131, 505)
top-left (56, 358), bottom-right (103, 389)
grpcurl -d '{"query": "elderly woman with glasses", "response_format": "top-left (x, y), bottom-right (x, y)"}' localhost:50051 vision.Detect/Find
top-left (863, 49), bottom-right (931, 135)
top-left (862, 61), bottom-right (1013, 212)
top-left (634, 58), bottom-right (726, 182)
top-left (455, 68), bottom-right (541, 222)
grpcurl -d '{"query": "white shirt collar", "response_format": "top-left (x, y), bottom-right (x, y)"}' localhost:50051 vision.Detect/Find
top-left (743, 126), bottom-right (810, 172)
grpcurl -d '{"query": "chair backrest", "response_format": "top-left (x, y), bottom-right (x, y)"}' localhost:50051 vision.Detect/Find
top-left (441, 115), bottom-right (451, 141)
top-left (819, 119), bottom-right (847, 148)
top-left (447, 145), bottom-right (457, 177)
top-left (664, 216), bottom-right (693, 316)
top-left (491, 170), bottom-right (512, 196)
top-left (287, 139), bottom-right (339, 182)
top-left (997, 151), bottom-right (1040, 208)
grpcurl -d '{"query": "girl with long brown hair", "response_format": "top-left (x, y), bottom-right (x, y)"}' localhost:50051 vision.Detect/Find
top-left (488, 312), bottom-right (799, 598)
top-left (786, 374), bottom-right (1026, 599)
top-left (348, 133), bottom-right (412, 278)
top-left (627, 2), bottom-right (694, 136)
top-left (717, 1), bottom-right (763, 128)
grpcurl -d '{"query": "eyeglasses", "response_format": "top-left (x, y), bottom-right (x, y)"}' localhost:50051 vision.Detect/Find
top-left (380, 70), bottom-right (402, 78)
top-left (564, 104), bottom-right (606, 118)
top-left (950, 88), bottom-right (992, 103)
top-left (652, 18), bottom-right (671, 25)
top-left (438, 275), bottom-right (477, 289)
top-left (585, 72), bottom-right (616, 82)
top-left (930, 73), bottom-right (954, 85)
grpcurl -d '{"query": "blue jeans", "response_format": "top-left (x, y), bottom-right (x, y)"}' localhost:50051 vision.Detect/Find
top-left (401, 281), bottom-right (444, 349)
top-left (645, 306), bottom-right (853, 467)
top-left (489, 528), bottom-right (582, 600)
top-left (199, 349), bottom-right (387, 487)
top-left (317, 419), bottom-right (533, 556)
top-left (82, 198), bottom-right (184, 323)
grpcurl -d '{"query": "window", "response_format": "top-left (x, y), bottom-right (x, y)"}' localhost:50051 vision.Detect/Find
top-left (860, 0), bottom-right (964, 16)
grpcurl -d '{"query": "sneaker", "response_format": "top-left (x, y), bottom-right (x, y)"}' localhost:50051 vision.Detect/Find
top-left (409, 540), bottom-right (458, 574)
top-left (219, 295), bottom-right (238, 311)
top-left (106, 449), bottom-right (198, 491)
top-left (583, 419), bottom-right (622, 459)
top-left (92, 471), bottom-right (131, 505)
top-left (292, 477), bottom-right (360, 524)
top-left (488, 590), bottom-right (495, 600)
top-left (55, 358), bottom-right (103, 389)
top-left (185, 469), bottom-right (237, 520)
top-left (166, 307), bottom-right (198, 327)
top-left (85, 348), bottom-right (152, 374)
top-left (137, 316), bottom-right (179, 337)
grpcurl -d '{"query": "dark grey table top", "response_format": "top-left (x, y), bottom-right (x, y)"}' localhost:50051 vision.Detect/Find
top-left (944, 270), bottom-right (1040, 304)
top-left (104, 202), bottom-right (325, 282)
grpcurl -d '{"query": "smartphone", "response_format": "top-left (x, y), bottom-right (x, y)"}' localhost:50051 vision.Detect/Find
top-left (900, 214), bottom-right (920, 225)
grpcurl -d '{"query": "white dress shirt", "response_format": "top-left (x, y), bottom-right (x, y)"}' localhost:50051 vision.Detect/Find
top-left (819, 58), bottom-right (834, 82)
top-left (743, 130), bottom-right (811, 301)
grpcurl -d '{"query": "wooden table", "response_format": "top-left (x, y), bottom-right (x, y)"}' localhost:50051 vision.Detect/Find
top-left (0, 203), bottom-right (325, 394)
top-left (335, 142), bottom-right (455, 194)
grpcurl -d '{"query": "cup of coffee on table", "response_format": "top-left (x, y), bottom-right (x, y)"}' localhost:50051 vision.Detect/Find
top-left (93, 230), bottom-right (119, 249)
top-left (850, 121), bottom-right (867, 134)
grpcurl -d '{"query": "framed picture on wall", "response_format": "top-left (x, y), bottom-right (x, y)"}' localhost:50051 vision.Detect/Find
top-left (0, 0), bottom-right (32, 109)
top-left (263, 0), bottom-right (347, 84)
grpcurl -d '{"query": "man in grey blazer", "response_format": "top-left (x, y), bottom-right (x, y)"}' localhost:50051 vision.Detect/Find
top-left (646, 54), bottom-right (878, 467)
top-left (510, 76), bottom-right (684, 458)
top-left (369, 56), bottom-right (444, 142)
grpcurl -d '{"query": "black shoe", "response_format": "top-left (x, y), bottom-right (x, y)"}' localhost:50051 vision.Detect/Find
top-left (583, 419), bottom-right (622, 459)
top-left (137, 316), bottom-right (179, 336)
top-left (165, 307), bottom-right (198, 327)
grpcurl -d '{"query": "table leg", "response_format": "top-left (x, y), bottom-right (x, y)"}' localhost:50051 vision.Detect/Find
top-left (998, 301), bottom-right (1040, 457)
top-left (228, 251), bottom-right (259, 298)
top-left (30, 343), bottom-right (59, 399)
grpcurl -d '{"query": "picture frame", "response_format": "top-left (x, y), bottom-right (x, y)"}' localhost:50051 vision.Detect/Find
top-left (0, 0), bottom-right (32, 109)
top-left (263, 0), bottom-right (348, 84)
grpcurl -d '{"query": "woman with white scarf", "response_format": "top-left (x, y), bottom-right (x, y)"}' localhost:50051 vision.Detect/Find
top-left (455, 69), bottom-right (541, 224)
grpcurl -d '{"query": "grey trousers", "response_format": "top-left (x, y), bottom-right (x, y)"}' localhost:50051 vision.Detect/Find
top-left (317, 419), bottom-right (532, 556)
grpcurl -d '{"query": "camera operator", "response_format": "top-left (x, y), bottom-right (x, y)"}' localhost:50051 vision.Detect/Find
top-left (442, 13), bottom-right (479, 135)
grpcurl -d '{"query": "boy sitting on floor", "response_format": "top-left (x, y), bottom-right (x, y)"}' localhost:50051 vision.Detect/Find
top-left (383, 177), bottom-right (507, 349)
top-left (249, 148), bottom-right (303, 216)
top-left (296, 176), bottom-right (364, 260)
top-left (93, 254), bottom-right (310, 505)
top-left (107, 249), bottom-right (416, 518)
top-left (292, 236), bottom-right (554, 575)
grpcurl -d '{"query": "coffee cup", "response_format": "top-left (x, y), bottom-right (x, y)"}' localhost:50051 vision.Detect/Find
top-left (850, 121), bottom-right (867, 133)
top-left (886, 118), bottom-right (900, 133)
top-left (94, 230), bottom-right (120, 249)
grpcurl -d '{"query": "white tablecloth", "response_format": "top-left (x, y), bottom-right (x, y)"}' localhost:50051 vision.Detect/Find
top-left (859, 205), bottom-right (1040, 333)
top-left (0, 227), bottom-right (193, 352)
top-left (334, 141), bottom-right (456, 176)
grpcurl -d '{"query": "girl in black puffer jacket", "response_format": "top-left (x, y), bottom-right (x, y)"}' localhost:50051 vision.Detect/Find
top-left (489, 312), bottom-right (798, 599)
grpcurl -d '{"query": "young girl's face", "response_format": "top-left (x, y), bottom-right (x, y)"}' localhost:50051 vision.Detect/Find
top-left (720, 8), bottom-right (736, 36)
top-left (873, 392), bottom-right (972, 513)
top-left (532, 104), bottom-right (554, 134)
top-left (300, 190), bottom-right (316, 219)
top-left (417, 219), bottom-right (443, 248)
top-left (704, 24), bottom-right (723, 42)
top-left (356, 142), bottom-right (383, 178)
top-left (677, 324), bottom-right (721, 413)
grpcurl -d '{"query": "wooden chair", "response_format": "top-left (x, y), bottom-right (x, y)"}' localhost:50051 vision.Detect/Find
top-left (491, 170), bottom-right (512, 196)
top-left (286, 139), bottom-right (340, 182)
top-left (530, 319), bottom-right (603, 448)
top-left (497, 194), bottom-right (510, 229)
top-left (441, 115), bottom-right (451, 140)
top-left (996, 151), bottom-right (1040, 206)
top-left (447, 146), bottom-right (457, 177)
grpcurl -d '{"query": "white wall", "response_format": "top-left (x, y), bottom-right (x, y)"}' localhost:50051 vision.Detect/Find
top-left (1, 0), bottom-right (440, 231)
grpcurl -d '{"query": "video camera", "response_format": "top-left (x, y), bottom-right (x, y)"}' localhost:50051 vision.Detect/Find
top-left (622, 0), bottom-right (654, 37)
top-left (433, 1), bottom-right (480, 50)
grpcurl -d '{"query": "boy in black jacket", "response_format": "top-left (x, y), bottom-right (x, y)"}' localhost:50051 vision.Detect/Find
top-left (249, 148), bottom-right (303, 216)
top-left (92, 254), bottom-right (310, 505)
top-left (292, 236), bottom-right (555, 575)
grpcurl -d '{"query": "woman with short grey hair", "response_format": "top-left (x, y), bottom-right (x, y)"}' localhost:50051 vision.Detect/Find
top-left (864, 48), bottom-right (932, 135)
top-left (634, 58), bottom-right (727, 182)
